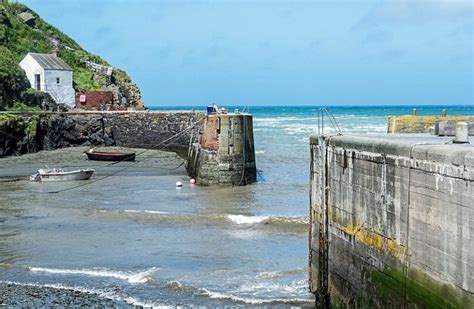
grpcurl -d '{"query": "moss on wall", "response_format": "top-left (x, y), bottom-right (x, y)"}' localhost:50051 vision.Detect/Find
top-left (370, 267), bottom-right (471, 308)
top-left (0, 113), bottom-right (39, 156)
top-left (0, 113), bottom-right (38, 136)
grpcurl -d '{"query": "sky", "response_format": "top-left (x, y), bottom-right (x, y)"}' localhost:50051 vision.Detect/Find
top-left (21, 0), bottom-right (473, 107)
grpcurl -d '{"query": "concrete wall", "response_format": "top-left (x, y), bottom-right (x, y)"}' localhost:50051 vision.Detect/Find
top-left (309, 134), bottom-right (474, 307)
top-left (187, 113), bottom-right (256, 186)
top-left (436, 120), bottom-right (474, 136)
top-left (387, 115), bottom-right (474, 133)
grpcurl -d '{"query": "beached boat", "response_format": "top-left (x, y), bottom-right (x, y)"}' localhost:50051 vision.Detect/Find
top-left (85, 149), bottom-right (136, 162)
top-left (30, 168), bottom-right (95, 182)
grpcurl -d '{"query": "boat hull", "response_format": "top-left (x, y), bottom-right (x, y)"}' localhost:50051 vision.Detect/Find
top-left (85, 151), bottom-right (135, 162)
top-left (31, 169), bottom-right (95, 182)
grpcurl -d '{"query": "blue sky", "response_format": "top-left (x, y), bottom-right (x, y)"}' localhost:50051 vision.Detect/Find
top-left (22, 0), bottom-right (473, 106)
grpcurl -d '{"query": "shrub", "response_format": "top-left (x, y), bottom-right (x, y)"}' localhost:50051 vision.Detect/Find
top-left (0, 46), bottom-right (29, 109)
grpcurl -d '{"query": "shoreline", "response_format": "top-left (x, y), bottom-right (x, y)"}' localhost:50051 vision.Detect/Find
top-left (0, 146), bottom-right (187, 180)
top-left (0, 146), bottom-right (185, 308)
top-left (0, 282), bottom-right (135, 308)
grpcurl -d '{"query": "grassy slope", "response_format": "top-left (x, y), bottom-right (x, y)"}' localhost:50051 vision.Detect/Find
top-left (0, 1), bottom-right (141, 110)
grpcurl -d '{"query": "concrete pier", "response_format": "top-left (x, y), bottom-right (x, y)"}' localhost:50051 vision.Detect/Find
top-left (387, 115), bottom-right (474, 133)
top-left (309, 133), bottom-right (474, 307)
top-left (187, 113), bottom-right (256, 186)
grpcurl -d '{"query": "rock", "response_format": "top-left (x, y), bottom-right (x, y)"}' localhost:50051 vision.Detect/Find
top-left (17, 12), bottom-right (36, 27)
top-left (88, 132), bottom-right (103, 145)
top-left (104, 136), bottom-right (115, 147)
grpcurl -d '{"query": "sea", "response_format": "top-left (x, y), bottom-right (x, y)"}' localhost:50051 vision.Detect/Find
top-left (1, 105), bottom-right (473, 307)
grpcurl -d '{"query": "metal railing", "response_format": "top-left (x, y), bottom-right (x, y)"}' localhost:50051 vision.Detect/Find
top-left (317, 107), bottom-right (342, 136)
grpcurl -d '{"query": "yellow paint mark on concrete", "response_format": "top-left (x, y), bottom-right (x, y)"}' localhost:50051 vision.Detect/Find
top-left (341, 224), bottom-right (405, 258)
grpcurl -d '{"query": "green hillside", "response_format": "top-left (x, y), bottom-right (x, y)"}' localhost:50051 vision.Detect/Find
top-left (0, 1), bottom-right (143, 110)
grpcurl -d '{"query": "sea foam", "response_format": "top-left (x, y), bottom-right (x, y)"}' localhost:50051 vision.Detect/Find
top-left (256, 268), bottom-right (306, 279)
top-left (164, 280), bottom-right (312, 305)
top-left (29, 267), bottom-right (158, 284)
top-left (124, 209), bottom-right (169, 215)
top-left (226, 215), bottom-right (269, 225)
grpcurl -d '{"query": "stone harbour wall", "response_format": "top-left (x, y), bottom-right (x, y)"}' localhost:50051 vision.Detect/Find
top-left (309, 134), bottom-right (474, 307)
top-left (0, 111), bottom-right (203, 158)
top-left (0, 111), bottom-right (257, 187)
top-left (0, 114), bottom-right (38, 156)
top-left (187, 113), bottom-right (256, 186)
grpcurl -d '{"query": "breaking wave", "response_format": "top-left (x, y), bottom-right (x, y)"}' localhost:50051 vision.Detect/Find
top-left (257, 268), bottom-right (306, 279)
top-left (226, 214), bottom-right (308, 227)
top-left (226, 214), bottom-right (269, 225)
top-left (164, 280), bottom-right (312, 305)
top-left (124, 209), bottom-right (168, 215)
top-left (29, 267), bottom-right (158, 284)
top-left (95, 209), bottom-right (308, 232)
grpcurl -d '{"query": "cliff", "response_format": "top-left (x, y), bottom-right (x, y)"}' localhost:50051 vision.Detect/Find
top-left (0, 1), bottom-right (143, 111)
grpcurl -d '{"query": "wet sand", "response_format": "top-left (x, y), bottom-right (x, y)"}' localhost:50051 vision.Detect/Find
top-left (0, 147), bottom-right (185, 307)
top-left (0, 146), bottom-right (186, 180)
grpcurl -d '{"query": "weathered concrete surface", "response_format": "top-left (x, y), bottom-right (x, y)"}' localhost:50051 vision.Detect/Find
top-left (436, 120), bottom-right (474, 136)
top-left (0, 111), bottom-right (203, 158)
top-left (187, 113), bottom-right (256, 186)
top-left (387, 115), bottom-right (474, 133)
top-left (309, 133), bottom-right (474, 307)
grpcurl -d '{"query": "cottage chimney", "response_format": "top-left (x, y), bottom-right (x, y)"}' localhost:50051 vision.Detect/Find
top-left (52, 47), bottom-right (60, 57)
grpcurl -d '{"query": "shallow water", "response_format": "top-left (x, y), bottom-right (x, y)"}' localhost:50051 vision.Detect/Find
top-left (1, 105), bottom-right (472, 307)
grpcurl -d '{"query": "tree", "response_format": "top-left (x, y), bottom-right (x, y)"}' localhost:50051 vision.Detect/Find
top-left (0, 46), bottom-right (29, 109)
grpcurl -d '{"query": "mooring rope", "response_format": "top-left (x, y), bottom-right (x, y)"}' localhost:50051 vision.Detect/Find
top-left (0, 130), bottom-right (23, 141)
top-left (0, 178), bottom-right (21, 183)
top-left (47, 115), bottom-right (204, 194)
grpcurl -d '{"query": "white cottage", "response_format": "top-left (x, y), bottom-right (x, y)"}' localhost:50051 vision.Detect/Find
top-left (19, 53), bottom-right (75, 108)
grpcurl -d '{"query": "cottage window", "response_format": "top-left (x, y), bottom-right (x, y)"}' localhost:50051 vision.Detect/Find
top-left (34, 74), bottom-right (41, 90)
top-left (56, 77), bottom-right (60, 84)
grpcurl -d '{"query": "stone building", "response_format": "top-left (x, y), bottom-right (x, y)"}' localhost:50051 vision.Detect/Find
top-left (19, 52), bottom-right (75, 108)
top-left (75, 91), bottom-right (122, 110)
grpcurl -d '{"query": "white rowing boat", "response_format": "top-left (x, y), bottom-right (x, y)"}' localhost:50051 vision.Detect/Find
top-left (30, 168), bottom-right (95, 182)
